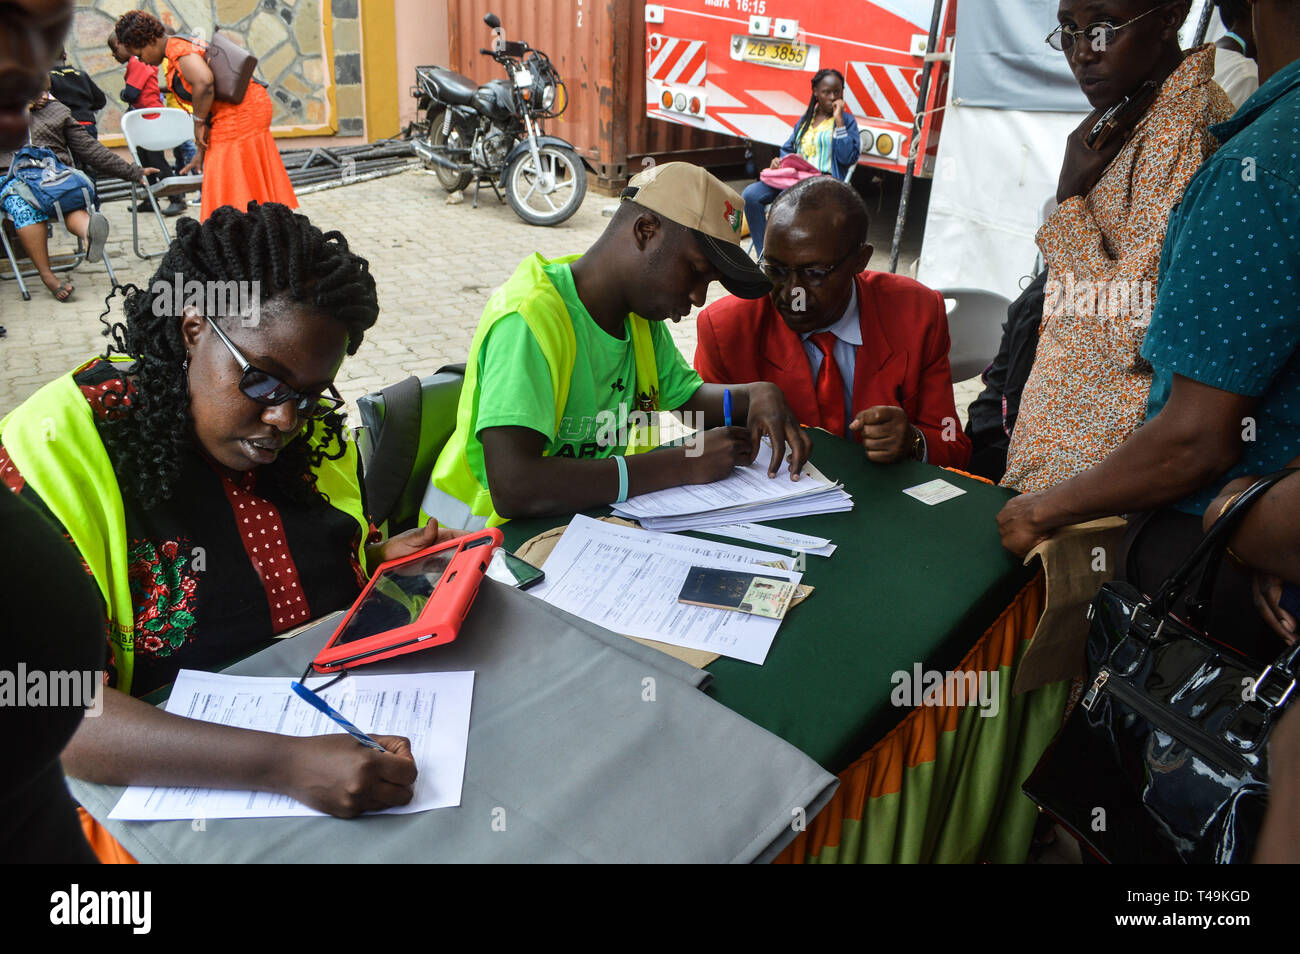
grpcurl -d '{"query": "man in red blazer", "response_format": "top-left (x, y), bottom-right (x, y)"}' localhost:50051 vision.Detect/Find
top-left (695, 176), bottom-right (970, 467)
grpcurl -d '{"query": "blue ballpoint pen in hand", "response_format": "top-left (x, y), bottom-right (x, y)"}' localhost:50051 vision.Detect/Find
top-left (290, 680), bottom-right (388, 752)
top-left (723, 388), bottom-right (733, 427)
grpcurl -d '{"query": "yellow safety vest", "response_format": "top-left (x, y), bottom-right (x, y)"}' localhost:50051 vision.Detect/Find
top-left (424, 253), bottom-right (661, 529)
top-left (0, 358), bottom-right (369, 694)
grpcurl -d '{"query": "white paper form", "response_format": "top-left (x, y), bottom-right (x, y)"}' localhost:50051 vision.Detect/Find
top-left (697, 522), bottom-right (837, 557)
top-left (530, 515), bottom-right (800, 664)
top-left (109, 669), bottom-right (475, 820)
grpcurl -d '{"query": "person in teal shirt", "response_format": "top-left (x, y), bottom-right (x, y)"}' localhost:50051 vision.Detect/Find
top-left (424, 163), bottom-right (813, 529)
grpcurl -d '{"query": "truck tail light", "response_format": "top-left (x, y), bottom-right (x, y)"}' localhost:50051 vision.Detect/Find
top-left (657, 85), bottom-right (707, 117)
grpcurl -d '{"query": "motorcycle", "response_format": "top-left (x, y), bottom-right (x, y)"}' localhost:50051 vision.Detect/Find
top-left (410, 12), bottom-right (587, 227)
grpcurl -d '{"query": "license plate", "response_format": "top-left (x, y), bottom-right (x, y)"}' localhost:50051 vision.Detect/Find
top-left (732, 36), bottom-right (815, 70)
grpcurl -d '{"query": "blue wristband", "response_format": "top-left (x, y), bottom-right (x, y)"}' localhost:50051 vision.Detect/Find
top-left (614, 454), bottom-right (629, 504)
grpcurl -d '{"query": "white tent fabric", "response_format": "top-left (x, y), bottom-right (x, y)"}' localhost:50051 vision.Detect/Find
top-left (917, 102), bottom-right (1081, 301)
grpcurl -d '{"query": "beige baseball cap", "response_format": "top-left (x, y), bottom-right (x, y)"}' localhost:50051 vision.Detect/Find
top-left (621, 162), bottom-right (771, 299)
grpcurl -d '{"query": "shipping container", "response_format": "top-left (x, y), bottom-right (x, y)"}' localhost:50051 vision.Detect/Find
top-left (446, 0), bottom-right (747, 190)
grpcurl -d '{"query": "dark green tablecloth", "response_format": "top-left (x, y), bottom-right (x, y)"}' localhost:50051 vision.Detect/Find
top-left (501, 434), bottom-right (1033, 771)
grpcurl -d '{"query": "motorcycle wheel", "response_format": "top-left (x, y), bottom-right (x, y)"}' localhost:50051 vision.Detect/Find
top-left (505, 144), bottom-right (587, 226)
top-left (427, 109), bottom-right (472, 193)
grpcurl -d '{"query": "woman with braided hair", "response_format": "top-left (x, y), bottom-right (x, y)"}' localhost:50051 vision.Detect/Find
top-left (741, 68), bottom-right (860, 256)
top-left (0, 203), bottom-right (454, 837)
top-left (113, 9), bottom-right (297, 220)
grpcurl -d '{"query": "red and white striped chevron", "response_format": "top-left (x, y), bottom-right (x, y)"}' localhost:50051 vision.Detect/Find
top-left (842, 61), bottom-right (920, 126)
top-left (646, 34), bottom-right (708, 87)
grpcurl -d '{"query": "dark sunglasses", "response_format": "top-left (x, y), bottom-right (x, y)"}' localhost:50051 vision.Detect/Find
top-left (758, 244), bottom-right (860, 288)
top-left (1046, 1), bottom-right (1171, 52)
top-left (204, 315), bottom-right (344, 420)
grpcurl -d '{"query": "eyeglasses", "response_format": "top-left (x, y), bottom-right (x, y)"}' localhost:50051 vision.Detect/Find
top-left (204, 315), bottom-right (344, 420)
top-left (1046, 1), bottom-right (1171, 52)
top-left (758, 245), bottom-right (860, 287)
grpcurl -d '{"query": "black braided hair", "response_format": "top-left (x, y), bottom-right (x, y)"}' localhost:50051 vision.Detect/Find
top-left (113, 10), bottom-right (166, 50)
top-left (97, 201), bottom-right (379, 510)
top-left (792, 69), bottom-right (846, 144)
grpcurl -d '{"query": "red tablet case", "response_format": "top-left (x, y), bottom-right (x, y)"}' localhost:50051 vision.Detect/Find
top-left (311, 528), bottom-right (503, 673)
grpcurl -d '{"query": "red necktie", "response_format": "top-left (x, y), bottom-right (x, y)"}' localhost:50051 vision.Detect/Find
top-left (810, 332), bottom-right (846, 437)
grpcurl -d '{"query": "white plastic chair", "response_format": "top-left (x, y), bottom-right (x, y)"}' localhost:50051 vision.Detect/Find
top-left (120, 108), bottom-right (203, 259)
top-left (938, 287), bottom-right (1013, 382)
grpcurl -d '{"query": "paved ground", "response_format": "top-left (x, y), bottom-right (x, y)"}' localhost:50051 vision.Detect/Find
top-left (0, 167), bottom-right (982, 424)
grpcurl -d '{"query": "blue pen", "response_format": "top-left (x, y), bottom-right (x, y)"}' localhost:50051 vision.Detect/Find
top-left (290, 680), bottom-right (388, 752)
top-left (723, 388), bottom-right (733, 427)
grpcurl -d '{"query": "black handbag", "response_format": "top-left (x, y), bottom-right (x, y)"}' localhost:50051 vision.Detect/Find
top-left (1023, 469), bottom-right (1300, 863)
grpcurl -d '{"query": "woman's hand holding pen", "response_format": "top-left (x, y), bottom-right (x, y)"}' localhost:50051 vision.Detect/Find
top-left (282, 733), bottom-right (418, 818)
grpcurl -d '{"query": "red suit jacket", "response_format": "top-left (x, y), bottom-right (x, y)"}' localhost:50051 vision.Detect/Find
top-left (695, 270), bottom-right (972, 468)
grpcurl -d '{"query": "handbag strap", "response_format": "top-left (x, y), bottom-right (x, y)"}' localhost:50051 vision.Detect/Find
top-left (1146, 469), bottom-right (1298, 622)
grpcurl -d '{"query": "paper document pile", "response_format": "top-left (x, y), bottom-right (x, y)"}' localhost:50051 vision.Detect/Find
top-left (531, 515), bottom-right (801, 664)
top-left (612, 441), bottom-right (853, 532)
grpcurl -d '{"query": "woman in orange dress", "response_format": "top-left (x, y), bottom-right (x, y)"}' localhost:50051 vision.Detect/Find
top-left (114, 10), bottom-right (297, 221)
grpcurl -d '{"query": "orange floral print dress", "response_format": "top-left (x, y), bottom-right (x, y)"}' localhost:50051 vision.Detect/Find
top-left (1001, 45), bottom-right (1235, 493)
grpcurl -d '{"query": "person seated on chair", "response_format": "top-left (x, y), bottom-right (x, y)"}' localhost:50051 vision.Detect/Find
top-left (742, 69), bottom-right (860, 258)
top-left (0, 203), bottom-right (446, 838)
top-left (107, 31), bottom-right (185, 216)
top-left (999, 0), bottom-right (1235, 495)
top-left (696, 176), bottom-right (970, 468)
top-left (423, 162), bottom-right (812, 530)
top-left (0, 82), bottom-right (152, 301)
top-left (997, 0), bottom-right (1300, 663)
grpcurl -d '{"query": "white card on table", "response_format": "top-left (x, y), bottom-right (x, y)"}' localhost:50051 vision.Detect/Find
top-left (902, 478), bottom-right (966, 506)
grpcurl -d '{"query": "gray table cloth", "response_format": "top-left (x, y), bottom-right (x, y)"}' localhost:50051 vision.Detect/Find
top-left (71, 580), bottom-right (837, 863)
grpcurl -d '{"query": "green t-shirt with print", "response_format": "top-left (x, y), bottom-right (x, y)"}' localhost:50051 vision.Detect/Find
top-left (467, 261), bottom-right (702, 487)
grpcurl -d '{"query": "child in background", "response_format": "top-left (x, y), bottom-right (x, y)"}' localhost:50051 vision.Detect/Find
top-left (107, 32), bottom-right (185, 216)
top-left (47, 48), bottom-right (107, 141)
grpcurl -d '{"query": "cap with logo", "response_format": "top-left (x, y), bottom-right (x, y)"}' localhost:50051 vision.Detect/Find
top-left (620, 162), bottom-right (771, 300)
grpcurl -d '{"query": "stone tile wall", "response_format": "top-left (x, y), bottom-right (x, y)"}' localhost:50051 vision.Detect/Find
top-left (67, 0), bottom-right (360, 137)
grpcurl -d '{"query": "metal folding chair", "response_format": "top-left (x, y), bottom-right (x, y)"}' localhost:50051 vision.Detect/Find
top-left (120, 108), bottom-right (203, 259)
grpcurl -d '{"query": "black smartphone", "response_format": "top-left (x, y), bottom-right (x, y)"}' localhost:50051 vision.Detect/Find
top-left (485, 548), bottom-right (546, 590)
top-left (1085, 80), bottom-right (1157, 151)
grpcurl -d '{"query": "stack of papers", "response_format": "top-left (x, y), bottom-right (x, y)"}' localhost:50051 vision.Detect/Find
top-left (531, 515), bottom-right (801, 664)
top-left (613, 443), bottom-right (853, 532)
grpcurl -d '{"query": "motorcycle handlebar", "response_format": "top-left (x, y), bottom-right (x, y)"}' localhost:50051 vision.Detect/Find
top-left (480, 48), bottom-right (494, 55)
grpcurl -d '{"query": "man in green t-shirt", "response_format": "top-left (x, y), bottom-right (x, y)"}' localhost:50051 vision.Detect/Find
top-left (425, 162), bottom-right (813, 529)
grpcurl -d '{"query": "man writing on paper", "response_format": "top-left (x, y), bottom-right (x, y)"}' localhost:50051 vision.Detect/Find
top-left (694, 176), bottom-right (970, 467)
top-left (423, 162), bottom-right (812, 530)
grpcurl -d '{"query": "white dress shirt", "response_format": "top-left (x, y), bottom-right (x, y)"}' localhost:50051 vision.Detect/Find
top-left (1213, 45), bottom-right (1259, 111)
